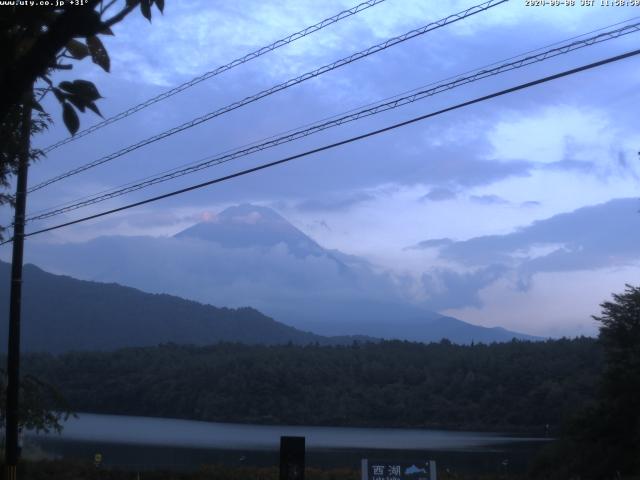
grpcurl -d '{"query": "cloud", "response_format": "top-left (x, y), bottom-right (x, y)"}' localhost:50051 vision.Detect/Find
top-left (102, 0), bottom-right (559, 87)
top-left (295, 192), bottom-right (376, 212)
top-left (543, 160), bottom-right (595, 173)
top-left (421, 187), bottom-right (457, 202)
top-left (469, 194), bottom-right (509, 205)
top-left (487, 104), bottom-right (640, 183)
top-left (419, 264), bottom-right (508, 311)
top-left (488, 105), bottom-right (611, 165)
top-left (443, 265), bottom-right (640, 337)
top-left (400, 198), bottom-right (640, 315)
top-left (405, 152), bottom-right (533, 188)
top-left (199, 211), bottom-right (218, 223)
top-left (406, 238), bottom-right (454, 250)
top-left (439, 198), bottom-right (640, 273)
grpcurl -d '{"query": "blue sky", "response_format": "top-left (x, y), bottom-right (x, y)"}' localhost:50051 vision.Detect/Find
top-left (2, 0), bottom-right (640, 336)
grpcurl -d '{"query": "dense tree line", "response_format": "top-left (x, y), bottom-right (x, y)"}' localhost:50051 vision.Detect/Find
top-left (20, 337), bottom-right (601, 432)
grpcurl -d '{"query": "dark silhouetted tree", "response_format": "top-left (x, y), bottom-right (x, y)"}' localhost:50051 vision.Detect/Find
top-left (590, 284), bottom-right (640, 476)
top-left (534, 285), bottom-right (640, 479)
top-left (0, 368), bottom-right (72, 434)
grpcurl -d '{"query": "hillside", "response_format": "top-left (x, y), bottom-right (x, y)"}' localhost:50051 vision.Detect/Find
top-left (0, 261), bottom-right (365, 352)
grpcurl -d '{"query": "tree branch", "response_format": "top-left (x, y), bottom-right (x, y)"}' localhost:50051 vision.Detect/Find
top-left (101, 0), bottom-right (119, 15)
top-left (103, 3), bottom-right (137, 28)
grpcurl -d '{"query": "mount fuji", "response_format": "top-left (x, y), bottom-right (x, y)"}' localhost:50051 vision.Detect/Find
top-left (11, 204), bottom-right (538, 344)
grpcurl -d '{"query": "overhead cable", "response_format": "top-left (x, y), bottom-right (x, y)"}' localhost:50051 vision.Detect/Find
top-left (24, 20), bottom-right (640, 222)
top-left (28, 0), bottom-right (507, 193)
top-left (40, 0), bottom-right (390, 154)
top-left (1, 47), bottom-right (635, 244)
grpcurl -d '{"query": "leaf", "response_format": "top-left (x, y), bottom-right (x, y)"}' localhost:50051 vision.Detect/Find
top-left (52, 88), bottom-right (67, 104)
top-left (62, 102), bottom-right (80, 135)
top-left (99, 24), bottom-right (114, 36)
top-left (86, 35), bottom-right (110, 72)
top-left (65, 80), bottom-right (102, 102)
top-left (75, 80), bottom-right (102, 101)
top-left (155, 0), bottom-right (164, 13)
top-left (58, 79), bottom-right (103, 117)
top-left (30, 99), bottom-right (45, 114)
top-left (86, 101), bottom-right (103, 118)
top-left (66, 39), bottom-right (90, 60)
top-left (59, 81), bottom-right (74, 93)
top-left (66, 95), bottom-right (86, 113)
top-left (140, 0), bottom-right (152, 21)
top-left (72, 10), bottom-right (103, 37)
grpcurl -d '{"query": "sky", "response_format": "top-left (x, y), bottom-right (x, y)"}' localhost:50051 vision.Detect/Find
top-left (3, 0), bottom-right (640, 337)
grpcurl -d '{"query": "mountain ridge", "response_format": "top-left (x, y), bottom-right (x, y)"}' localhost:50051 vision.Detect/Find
top-left (0, 261), bottom-right (373, 353)
top-left (2, 204), bottom-right (540, 344)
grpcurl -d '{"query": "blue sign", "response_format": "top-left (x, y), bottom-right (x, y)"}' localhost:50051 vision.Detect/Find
top-left (361, 459), bottom-right (436, 480)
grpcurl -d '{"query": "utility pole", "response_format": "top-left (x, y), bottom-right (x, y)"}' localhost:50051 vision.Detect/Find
top-left (5, 88), bottom-right (32, 480)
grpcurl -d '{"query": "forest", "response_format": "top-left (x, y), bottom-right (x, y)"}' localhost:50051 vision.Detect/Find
top-left (20, 337), bottom-right (601, 432)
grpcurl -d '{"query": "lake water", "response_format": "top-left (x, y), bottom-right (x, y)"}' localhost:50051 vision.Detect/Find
top-left (29, 413), bottom-right (550, 475)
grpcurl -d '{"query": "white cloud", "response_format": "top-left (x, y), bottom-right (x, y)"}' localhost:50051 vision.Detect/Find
top-left (284, 183), bottom-right (553, 273)
top-left (443, 264), bottom-right (640, 336)
top-left (488, 104), bottom-right (612, 164)
top-left (103, 0), bottom-right (624, 87)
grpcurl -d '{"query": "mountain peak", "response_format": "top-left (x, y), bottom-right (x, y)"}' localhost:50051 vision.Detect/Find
top-left (174, 204), bottom-right (323, 256)
top-left (216, 204), bottom-right (289, 225)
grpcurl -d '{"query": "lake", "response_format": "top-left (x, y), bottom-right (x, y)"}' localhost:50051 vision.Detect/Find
top-left (29, 413), bottom-right (550, 475)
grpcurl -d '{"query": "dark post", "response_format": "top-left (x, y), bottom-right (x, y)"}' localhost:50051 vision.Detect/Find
top-left (279, 436), bottom-right (305, 480)
top-left (5, 90), bottom-right (32, 480)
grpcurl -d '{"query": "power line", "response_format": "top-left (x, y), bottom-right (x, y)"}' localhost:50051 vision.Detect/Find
top-left (3, 47), bottom-right (636, 245)
top-left (23, 20), bottom-right (640, 223)
top-left (27, 0), bottom-right (507, 194)
top-left (40, 0), bottom-right (389, 154)
top-left (23, 15), bottom-right (640, 221)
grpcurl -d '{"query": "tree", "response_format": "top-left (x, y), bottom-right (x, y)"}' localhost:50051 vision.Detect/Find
top-left (589, 284), bottom-right (640, 476)
top-left (0, 0), bottom-right (166, 458)
top-left (0, 368), bottom-right (72, 434)
top-left (533, 285), bottom-right (640, 479)
top-left (0, 0), bottom-right (166, 125)
top-left (0, 0), bottom-right (165, 239)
